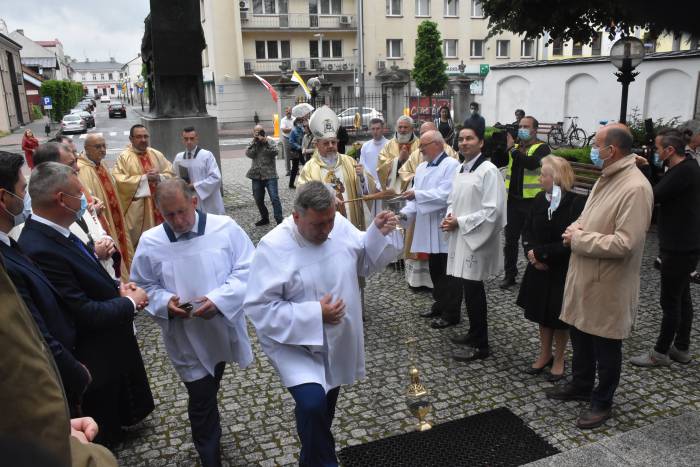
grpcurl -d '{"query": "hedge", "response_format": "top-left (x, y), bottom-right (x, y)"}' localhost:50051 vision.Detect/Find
top-left (552, 147), bottom-right (592, 164)
top-left (40, 80), bottom-right (84, 121)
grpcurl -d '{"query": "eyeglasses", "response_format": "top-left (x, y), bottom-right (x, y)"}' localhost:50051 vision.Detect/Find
top-left (418, 141), bottom-right (438, 150)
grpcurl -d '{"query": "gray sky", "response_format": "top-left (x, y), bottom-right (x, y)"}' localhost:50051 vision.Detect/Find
top-left (0, 0), bottom-right (150, 64)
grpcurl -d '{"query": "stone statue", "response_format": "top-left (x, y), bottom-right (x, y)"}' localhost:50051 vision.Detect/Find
top-left (141, 0), bottom-right (208, 118)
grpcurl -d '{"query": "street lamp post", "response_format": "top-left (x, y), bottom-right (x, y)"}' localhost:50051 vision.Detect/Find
top-left (308, 76), bottom-right (322, 108)
top-left (610, 37), bottom-right (645, 124)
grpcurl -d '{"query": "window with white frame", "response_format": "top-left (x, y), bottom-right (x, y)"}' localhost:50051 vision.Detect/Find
top-left (255, 40), bottom-right (291, 59)
top-left (100, 73), bottom-right (105, 80)
top-left (443, 39), bottom-right (457, 58)
top-left (253, 0), bottom-right (278, 14)
top-left (320, 0), bottom-right (341, 15)
top-left (521, 39), bottom-right (534, 57)
top-left (386, 0), bottom-right (402, 16)
top-left (415, 0), bottom-right (430, 16)
top-left (444, 0), bottom-right (458, 16)
top-left (108, 72), bottom-right (113, 80)
top-left (92, 73), bottom-right (97, 80)
top-left (470, 39), bottom-right (484, 57)
top-left (470, 0), bottom-right (483, 17)
top-left (496, 40), bottom-right (510, 58)
top-left (386, 39), bottom-right (403, 58)
top-left (310, 39), bottom-right (342, 58)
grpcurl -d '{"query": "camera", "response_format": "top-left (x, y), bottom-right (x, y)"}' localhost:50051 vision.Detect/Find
top-left (256, 129), bottom-right (265, 137)
top-left (493, 122), bottom-right (519, 140)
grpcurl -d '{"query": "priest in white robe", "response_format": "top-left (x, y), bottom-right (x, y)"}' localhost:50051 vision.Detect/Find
top-left (244, 181), bottom-right (400, 467)
top-left (441, 126), bottom-right (507, 362)
top-left (172, 126), bottom-right (225, 215)
top-left (401, 130), bottom-right (461, 329)
top-left (130, 179), bottom-right (254, 467)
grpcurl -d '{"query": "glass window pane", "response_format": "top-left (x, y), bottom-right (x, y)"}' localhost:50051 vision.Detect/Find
top-left (264, 0), bottom-right (276, 13)
top-left (256, 41), bottom-right (266, 59)
top-left (267, 40), bottom-right (279, 59)
top-left (309, 0), bottom-right (318, 14)
top-left (471, 0), bottom-right (483, 16)
top-left (322, 40), bottom-right (331, 57)
top-left (332, 0), bottom-right (341, 14)
top-left (445, 0), bottom-right (457, 16)
top-left (281, 41), bottom-right (291, 58)
top-left (310, 40), bottom-right (319, 57)
top-left (253, 0), bottom-right (263, 14)
top-left (332, 40), bottom-right (342, 57)
top-left (320, 0), bottom-right (329, 15)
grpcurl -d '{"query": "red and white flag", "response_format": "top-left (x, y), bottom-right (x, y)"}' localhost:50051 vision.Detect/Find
top-left (253, 73), bottom-right (279, 103)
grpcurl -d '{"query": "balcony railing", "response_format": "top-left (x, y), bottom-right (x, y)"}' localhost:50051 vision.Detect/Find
top-left (240, 13), bottom-right (356, 30)
top-left (244, 56), bottom-right (356, 75)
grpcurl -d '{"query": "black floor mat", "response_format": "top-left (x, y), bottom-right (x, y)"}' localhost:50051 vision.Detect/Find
top-left (338, 407), bottom-right (559, 467)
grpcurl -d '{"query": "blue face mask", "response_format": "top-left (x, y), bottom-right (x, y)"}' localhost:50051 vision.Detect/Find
top-left (548, 185), bottom-right (562, 220)
top-left (517, 128), bottom-right (531, 141)
top-left (653, 152), bottom-right (664, 168)
top-left (63, 192), bottom-right (88, 220)
top-left (590, 147), bottom-right (604, 169)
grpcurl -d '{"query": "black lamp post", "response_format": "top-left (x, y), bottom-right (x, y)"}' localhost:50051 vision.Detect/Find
top-left (308, 76), bottom-right (322, 108)
top-left (610, 37), bottom-right (645, 124)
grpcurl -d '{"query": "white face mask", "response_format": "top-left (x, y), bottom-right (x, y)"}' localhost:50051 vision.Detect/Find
top-left (548, 184), bottom-right (562, 220)
top-left (2, 190), bottom-right (27, 227)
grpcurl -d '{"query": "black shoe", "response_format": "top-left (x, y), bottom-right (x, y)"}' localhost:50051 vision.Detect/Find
top-left (545, 383), bottom-right (590, 402)
top-left (430, 318), bottom-right (459, 329)
top-left (453, 347), bottom-right (489, 362)
top-left (254, 219), bottom-right (270, 226)
top-left (524, 356), bottom-right (554, 375)
top-left (499, 276), bottom-right (516, 289)
top-left (419, 309), bottom-right (440, 318)
top-left (275, 218), bottom-right (283, 225)
top-left (576, 407), bottom-right (612, 429)
top-left (546, 361), bottom-right (567, 382)
top-left (288, 185), bottom-right (296, 189)
top-left (450, 333), bottom-right (476, 346)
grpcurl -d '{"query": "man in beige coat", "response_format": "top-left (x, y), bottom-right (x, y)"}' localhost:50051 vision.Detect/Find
top-left (546, 125), bottom-right (653, 429)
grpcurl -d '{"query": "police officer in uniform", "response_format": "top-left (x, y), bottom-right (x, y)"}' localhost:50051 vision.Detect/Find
top-left (500, 116), bottom-right (551, 289)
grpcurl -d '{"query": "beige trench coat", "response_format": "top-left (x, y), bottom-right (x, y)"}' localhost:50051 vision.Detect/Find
top-left (560, 155), bottom-right (653, 339)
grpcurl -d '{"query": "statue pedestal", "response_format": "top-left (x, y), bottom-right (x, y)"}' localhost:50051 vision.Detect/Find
top-left (141, 115), bottom-right (221, 171)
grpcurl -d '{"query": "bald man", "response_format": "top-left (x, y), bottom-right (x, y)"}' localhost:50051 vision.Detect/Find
top-left (77, 134), bottom-right (134, 278)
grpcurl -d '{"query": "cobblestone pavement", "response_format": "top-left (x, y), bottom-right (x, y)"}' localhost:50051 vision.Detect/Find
top-left (114, 157), bottom-right (700, 466)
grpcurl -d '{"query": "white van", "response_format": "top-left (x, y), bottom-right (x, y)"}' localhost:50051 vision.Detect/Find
top-left (100, 95), bottom-right (111, 103)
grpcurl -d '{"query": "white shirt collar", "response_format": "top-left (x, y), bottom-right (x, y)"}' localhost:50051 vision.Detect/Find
top-left (31, 213), bottom-right (71, 238)
top-left (175, 211), bottom-right (199, 239)
top-left (0, 230), bottom-right (10, 247)
top-left (462, 153), bottom-right (482, 172)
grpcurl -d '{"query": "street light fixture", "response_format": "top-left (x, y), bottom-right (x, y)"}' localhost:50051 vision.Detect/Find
top-left (610, 36), bottom-right (645, 124)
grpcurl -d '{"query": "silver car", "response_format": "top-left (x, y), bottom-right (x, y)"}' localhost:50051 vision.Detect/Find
top-left (61, 113), bottom-right (88, 134)
top-left (338, 107), bottom-right (383, 129)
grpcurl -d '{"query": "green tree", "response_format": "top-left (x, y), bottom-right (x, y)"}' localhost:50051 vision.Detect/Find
top-left (412, 21), bottom-right (448, 114)
top-left (40, 80), bottom-right (84, 121)
top-left (481, 1), bottom-right (700, 44)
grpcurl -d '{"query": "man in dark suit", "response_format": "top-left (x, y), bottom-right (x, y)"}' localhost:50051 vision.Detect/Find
top-left (18, 162), bottom-right (154, 446)
top-left (0, 151), bottom-right (90, 414)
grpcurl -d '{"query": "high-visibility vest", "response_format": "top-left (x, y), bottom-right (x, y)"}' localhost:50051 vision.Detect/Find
top-left (505, 142), bottom-right (544, 199)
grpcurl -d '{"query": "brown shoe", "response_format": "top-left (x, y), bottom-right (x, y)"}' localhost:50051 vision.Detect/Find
top-left (576, 407), bottom-right (612, 429)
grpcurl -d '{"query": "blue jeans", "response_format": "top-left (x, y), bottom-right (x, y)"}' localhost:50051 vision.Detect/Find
top-left (252, 178), bottom-right (283, 222)
top-left (287, 383), bottom-right (340, 467)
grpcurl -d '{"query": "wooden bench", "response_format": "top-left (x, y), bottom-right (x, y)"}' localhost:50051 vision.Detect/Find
top-left (536, 122), bottom-right (561, 140)
top-left (569, 161), bottom-right (601, 196)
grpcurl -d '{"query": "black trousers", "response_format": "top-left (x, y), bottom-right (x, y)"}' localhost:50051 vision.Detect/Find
top-left (184, 362), bottom-right (226, 467)
top-left (428, 253), bottom-right (460, 323)
top-left (570, 327), bottom-right (622, 410)
top-left (289, 157), bottom-right (300, 188)
top-left (656, 252), bottom-right (699, 353)
top-left (443, 278), bottom-right (488, 349)
top-left (504, 197), bottom-right (534, 279)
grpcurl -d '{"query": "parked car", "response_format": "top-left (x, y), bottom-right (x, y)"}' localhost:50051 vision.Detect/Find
top-left (108, 101), bottom-right (126, 118)
top-left (100, 95), bottom-right (111, 103)
top-left (74, 110), bottom-right (95, 128)
top-left (338, 107), bottom-right (384, 129)
top-left (60, 114), bottom-right (88, 134)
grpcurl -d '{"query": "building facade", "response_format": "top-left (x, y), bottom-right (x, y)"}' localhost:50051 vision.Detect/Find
top-left (0, 31), bottom-right (30, 132)
top-left (71, 59), bottom-right (125, 98)
top-left (120, 55), bottom-right (145, 106)
top-left (8, 30), bottom-right (68, 80)
top-left (201, 0), bottom-right (538, 130)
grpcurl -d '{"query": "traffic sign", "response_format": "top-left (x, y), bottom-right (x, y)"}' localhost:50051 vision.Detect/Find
top-left (479, 64), bottom-right (490, 76)
top-left (42, 96), bottom-right (53, 109)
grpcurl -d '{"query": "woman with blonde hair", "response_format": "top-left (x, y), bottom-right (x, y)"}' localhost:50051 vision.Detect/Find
top-left (517, 155), bottom-right (586, 381)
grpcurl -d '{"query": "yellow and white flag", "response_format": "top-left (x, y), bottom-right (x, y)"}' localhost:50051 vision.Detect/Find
top-left (291, 70), bottom-right (311, 98)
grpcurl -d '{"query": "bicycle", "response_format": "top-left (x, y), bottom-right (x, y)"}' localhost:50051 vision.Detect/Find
top-left (585, 120), bottom-right (614, 146)
top-left (547, 116), bottom-right (587, 149)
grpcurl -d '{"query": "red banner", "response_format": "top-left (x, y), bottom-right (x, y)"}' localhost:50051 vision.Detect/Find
top-left (408, 97), bottom-right (451, 122)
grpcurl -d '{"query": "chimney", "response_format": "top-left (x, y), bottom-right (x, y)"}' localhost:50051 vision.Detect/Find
top-left (16, 29), bottom-right (24, 35)
top-left (110, 57), bottom-right (115, 63)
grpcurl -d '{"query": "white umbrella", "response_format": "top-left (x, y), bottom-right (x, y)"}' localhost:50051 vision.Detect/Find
top-left (291, 103), bottom-right (314, 118)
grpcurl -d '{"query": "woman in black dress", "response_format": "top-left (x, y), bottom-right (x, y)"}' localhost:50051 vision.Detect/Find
top-left (517, 155), bottom-right (586, 382)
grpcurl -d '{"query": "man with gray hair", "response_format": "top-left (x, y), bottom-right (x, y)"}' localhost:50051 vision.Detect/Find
top-left (377, 115), bottom-right (419, 187)
top-left (131, 178), bottom-right (254, 467)
top-left (245, 180), bottom-right (400, 467)
top-left (18, 162), bottom-right (154, 446)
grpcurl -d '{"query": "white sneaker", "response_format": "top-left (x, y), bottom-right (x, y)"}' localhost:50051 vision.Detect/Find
top-left (629, 349), bottom-right (671, 367)
top-left (669, 345), bottom-right (692, 364)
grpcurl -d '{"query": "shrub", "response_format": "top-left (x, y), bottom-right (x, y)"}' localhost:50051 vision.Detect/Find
top-left (31, 104), bottom-right (43, 120)
top-left (552, 147), bottom-right (591, 164)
